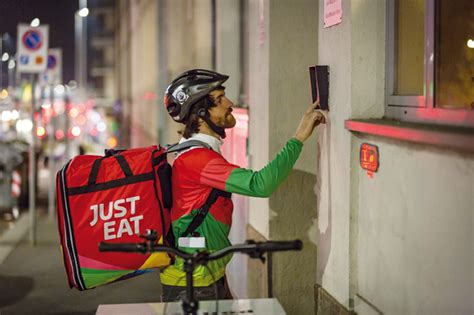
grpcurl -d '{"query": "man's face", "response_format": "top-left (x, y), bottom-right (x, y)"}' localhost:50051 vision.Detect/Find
top-left (208, 89), bottom-right (236, 129)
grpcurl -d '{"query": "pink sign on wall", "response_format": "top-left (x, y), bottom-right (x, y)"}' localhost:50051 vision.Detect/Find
top-left (324, 0), bottom-right (342, 28)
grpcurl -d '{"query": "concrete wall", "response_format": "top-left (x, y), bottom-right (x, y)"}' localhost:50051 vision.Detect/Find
top-left (215, 0), bottom-right (242, 103)
top-left (354, 136), bottom-right (474, 315)
top-left (164, 0), bottom-right (213, 144)
top-left (129, 0), bottom-right (159, 146)
top-left (317, 0), bottom-right (353, 309)
top-left (121, 0), bottom-right (213, 146)
top-left (318, 0), bottom-right (474, 314)
top-left (116, 0), bottom-right (132, 147)
top-left (246, 0), bottom-right (320, 314)
top-left (267, 0), bottom-right (319, 313)
top-left (247, 0), bottom-right (270, 238)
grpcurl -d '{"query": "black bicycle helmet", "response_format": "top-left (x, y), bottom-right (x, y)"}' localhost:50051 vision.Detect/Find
top-left (164, 69), bottom-right (229, 123)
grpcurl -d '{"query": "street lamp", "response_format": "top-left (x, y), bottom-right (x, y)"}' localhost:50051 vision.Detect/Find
top-left (78, 7), bottom-right (89, 17)
top-left (75, 1), bottom-right (89, 91)
top-left (30, 18), bottom-right (40, 27)
top-left (0, 33), bottom-right (11, 89)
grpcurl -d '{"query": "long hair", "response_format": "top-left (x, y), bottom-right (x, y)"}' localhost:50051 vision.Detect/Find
top-left (182, 96), bottom-right (214, 138)
top-left (182, 86), bottom-right (225, 138)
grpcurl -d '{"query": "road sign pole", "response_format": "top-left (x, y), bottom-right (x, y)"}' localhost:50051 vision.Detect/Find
top-left (48, 85), bottom-right (56, 220)
top-left (29, 73), bottom-right (38, 245)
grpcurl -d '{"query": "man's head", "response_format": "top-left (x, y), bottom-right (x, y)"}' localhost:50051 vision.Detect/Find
top-left (164, 69), bottom-right (235, 138)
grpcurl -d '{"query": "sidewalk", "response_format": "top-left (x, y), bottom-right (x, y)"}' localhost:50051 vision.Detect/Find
top-left (0, 212), bottom-right (163, 315)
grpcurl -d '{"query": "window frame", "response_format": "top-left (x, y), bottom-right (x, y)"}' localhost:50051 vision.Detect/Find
top-left (385, 0), bottom-right (474, 127)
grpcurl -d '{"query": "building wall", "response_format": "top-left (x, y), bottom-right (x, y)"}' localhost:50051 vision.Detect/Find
top-left (318, 0), bottom-right (474, 314)
top-left (128, 0), bottom-right (159, 146)
top-left (247, 0), bottom-right (270, 238)
top-left (118, 0), bottom-right (214, 147)
top-left (116, 0), bottom-right (132, 147)
top-left (243, 0), bottom-right (319, 313)
top-left (354, 136), bottom-right (474, 315)
top-left (267, 1), bottom-right (319, 315)
top-left (316, 0), bottom-right (353, 309)
top-left (164, 0), bottom-right (213, 144)
top-left (215, 0), bottom-right (242, 103)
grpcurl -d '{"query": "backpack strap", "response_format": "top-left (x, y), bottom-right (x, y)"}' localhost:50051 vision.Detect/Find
top-left (166, 140), bottom-right (211, 153)
top-left (164, 140), bottom-right (231, 238)
top-left (181, 188), bottom-right (232, 237)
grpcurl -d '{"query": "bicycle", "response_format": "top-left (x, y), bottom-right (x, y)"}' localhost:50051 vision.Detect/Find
top-left (99, 229), bottom-right (302, 315)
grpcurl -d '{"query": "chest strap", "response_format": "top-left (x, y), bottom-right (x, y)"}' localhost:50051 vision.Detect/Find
top-left (181, 188), bottom-right (232, 237)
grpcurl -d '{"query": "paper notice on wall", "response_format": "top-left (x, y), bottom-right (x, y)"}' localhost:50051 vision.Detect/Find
top-left (324, 0), bottom-right (342, 28)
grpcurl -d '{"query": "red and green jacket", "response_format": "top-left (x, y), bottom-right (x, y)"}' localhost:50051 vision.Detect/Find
top-left (159, 136), bottom-right (303, 287)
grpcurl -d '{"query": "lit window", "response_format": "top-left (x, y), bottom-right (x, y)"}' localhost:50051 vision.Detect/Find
top-left (386, 0), bottom-right (474, 126)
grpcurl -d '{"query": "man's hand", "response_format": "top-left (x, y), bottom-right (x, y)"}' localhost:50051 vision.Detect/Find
top-left (294, 102), bottom-right (326, 143)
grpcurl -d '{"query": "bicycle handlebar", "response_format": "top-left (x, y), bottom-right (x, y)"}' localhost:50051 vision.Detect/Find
top-left (98, 239), bottom-right (302, 262)
top-left (98, 235), bottom-right (302, 315)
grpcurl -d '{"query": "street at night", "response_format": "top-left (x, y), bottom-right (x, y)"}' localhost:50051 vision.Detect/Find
top-left (0, 1), bottom-right (472, 314)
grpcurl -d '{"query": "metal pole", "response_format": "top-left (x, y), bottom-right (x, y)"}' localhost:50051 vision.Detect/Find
top-left (48, 85), bottom-right (55, 220)
top-left (64, 97), bottom-right (70, 161)
top-left (0, 37), bottom-right (3, 89)
top-left (8, 58), bottom-right (14, 89)
top-left (29, 74), bottom-right (38, 245)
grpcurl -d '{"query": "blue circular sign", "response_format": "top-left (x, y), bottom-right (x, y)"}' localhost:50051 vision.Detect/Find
top-left (47, 55), bottom-right (57, 69)
top-left (22, 30), bottom-right (43, 51)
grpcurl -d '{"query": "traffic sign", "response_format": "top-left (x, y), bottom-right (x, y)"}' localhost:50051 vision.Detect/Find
top-left (43, 48), bottom-right (62, 85)
top-left (17, 24), bottom-right (49, 73)
top-left (47, 54), bottom-right (57, 69)
top-left (22, 30), bottom-right (43, 51)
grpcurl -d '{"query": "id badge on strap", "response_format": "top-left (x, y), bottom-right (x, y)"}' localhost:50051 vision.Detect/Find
top-left (178, 237), bottom-right (206, 249)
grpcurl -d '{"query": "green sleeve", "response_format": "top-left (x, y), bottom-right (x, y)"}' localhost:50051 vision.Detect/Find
top-left (225, 138), bottom-right (303, 197)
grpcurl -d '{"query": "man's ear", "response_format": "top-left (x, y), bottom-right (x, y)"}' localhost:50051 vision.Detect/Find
top-left (197, 108), bottom-right (207, 118)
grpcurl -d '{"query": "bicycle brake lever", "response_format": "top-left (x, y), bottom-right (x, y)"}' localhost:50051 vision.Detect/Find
top-left (249, 250), bottom-right (266, 263)
top-left (245, 240), bottom-right (266, 263)
top-left (139, 229), bottom-right (158, 242)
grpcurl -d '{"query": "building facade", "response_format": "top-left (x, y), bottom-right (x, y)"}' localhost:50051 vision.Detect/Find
top-left (114, 1), bottom-right (474, 314)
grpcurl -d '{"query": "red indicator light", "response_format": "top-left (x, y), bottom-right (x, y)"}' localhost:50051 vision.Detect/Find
top-left (360, 143), bottom-right (379, 177)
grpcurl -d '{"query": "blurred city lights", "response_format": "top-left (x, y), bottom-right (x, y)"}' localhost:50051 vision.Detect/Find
top-left (11, 110), bottom-right (19, 120)
top-left (8, 59), bottom-right (15, 69)
top-left (1, 111), bottom-right (13, 122)
top-left (468, 39), bottom-right (474, 49)
top-left (69, 107), bottom-right (79, 118)
top-left (16, 119), bottom-right (33, 132)
top-left (97, 122), bottom-right (106, 132)
top-left (76, 114), bottom-right (87, 125)
top-left (0, 89), bottom-right (8, 98)
top-left (90, 111), bottom-right (101, 123)
top-left (144, 92), bottom-right (157, 101)
top-left (107, 137), bottom-right (117, 148)
top-left (86, 99), bottom-right (96, 108)
top-left (2, 53), bottom-right (9, 61)
top-left (54, 84), bottom-right (65, 94)
top-left (41, 103), bottom-right (52, 109)
top-left (71, 126), bottom-right (81, 137)
top-left (30, 18), bottom-right (40, 27)
top-left (78, 7), bottom-right (89, 17)
top-left (36, 126), bottom-right (46, 138)
top-left (55, 130), bottom-right (65, 140)
top-left (67, 80), bottom-right (78, 90)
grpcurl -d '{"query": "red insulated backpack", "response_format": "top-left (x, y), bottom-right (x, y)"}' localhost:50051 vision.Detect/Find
top-left (56, 141), bottom-right (209, 290)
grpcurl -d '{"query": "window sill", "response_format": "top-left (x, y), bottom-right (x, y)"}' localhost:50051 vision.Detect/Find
top-left (345, 119), bottom-right (474, 153)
